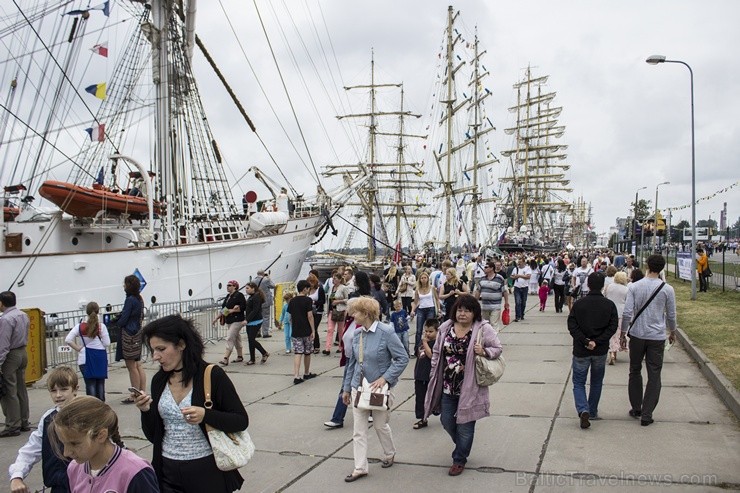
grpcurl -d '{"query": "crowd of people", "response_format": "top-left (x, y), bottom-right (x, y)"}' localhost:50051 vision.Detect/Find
top-left (0, 245), bottom-right (683, 491)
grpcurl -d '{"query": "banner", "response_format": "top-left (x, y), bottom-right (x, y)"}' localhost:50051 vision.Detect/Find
top-left (677, 252), bottom-right (692, 281)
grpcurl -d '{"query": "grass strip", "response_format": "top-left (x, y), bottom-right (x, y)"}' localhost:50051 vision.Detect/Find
top-left (667, 272), bottom-right (740, 390)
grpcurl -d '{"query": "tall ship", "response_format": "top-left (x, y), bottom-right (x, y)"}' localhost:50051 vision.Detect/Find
top-left (0, 1), bottom-right (330, 313)
top-left (496, 67), bottom-right (575, 251)
top-left (313, 54), bottom-right (432, 276)
top-left (424, 6), bottom-right (500, 254)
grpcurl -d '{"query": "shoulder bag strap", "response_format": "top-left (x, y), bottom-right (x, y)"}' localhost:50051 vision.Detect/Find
top-left (627, 282), bottom-right (665, 335)
top-left (204, 364), bottom-right (215, 409)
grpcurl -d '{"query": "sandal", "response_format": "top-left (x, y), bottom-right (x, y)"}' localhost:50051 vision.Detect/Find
top-left (231, 357), bottom-right (244, 363)
top-left (413, 420), bottom-right (428, 430)
top-left (218, 359), bottom-right (229, 366)
top-left (261, 353), bottom-right (270, 364)
top-left (244, 360), bottom-right (256, 366)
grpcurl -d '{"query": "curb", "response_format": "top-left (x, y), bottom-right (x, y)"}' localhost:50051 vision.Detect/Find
top-left (676, 326), bottom-right (740, 421)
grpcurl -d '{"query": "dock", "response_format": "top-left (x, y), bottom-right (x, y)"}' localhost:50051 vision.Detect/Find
top-left (3, 299), bottom-right (739, 492)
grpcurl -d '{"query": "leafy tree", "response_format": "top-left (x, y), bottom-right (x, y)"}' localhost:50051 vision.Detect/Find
top-left (671, 219), bottom-right (690, 243)
top-left (630, 199), bottom-right (652, 221)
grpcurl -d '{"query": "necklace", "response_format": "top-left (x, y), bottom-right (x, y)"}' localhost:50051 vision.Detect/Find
top-left (171, 367), bottom-right (183, 373)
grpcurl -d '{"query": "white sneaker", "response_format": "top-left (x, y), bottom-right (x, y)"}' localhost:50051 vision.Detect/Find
top-left (368, 415), bottom-right (374, 423)
top-left (324, 421), bottom-right (343, 428)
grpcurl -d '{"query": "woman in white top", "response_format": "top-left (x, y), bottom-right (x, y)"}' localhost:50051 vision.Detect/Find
top-left (396, 265), bottom-right (416, 313)
top-left (528, 260), bottom-right (540, 294)
top-left (65, 301), bottom-right (111, 401)
top-left (604, 271), bottom-right (629, 365)
top-left (411, 271), bottom-right (440, 354)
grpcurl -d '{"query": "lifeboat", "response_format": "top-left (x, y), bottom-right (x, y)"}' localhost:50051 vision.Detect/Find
top-left (3, 206), bottom-right (19, 222)
top-left (38, 180), bottom-right (163, 218)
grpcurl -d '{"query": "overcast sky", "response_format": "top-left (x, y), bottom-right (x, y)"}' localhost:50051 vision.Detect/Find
top-left (5, 1), bottom-right (737, 247)
top-left (192, 0), bottom-right (739, 246)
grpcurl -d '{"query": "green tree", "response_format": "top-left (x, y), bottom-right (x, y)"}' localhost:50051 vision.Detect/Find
top-left (671, 219), bottom-right (690, 243)
top-left (630, 199), bottom-right (652, 221)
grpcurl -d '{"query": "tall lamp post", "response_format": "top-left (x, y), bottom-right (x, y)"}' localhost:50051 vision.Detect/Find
top-left (646, 55), bottom-right (697, 300)
top-left (654, 181), bottom-right (670, 253)
top-left (635, 186), bottom-right (647, 264)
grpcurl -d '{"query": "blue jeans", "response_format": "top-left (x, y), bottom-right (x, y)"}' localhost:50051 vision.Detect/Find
top-left (414, 307), bottom-right (436, 353)
top-left (571, 354), bottom-right (607, 416)
top-left (440, 393), bottom-right (476, 465)
top-left (513, 286), bottom-right (528, 320)
top-left (79, 365), bottom-right (106, 401)
top-left (395, 331), bottom-right (409, 355)
top-left (330, 366), bottom-right (350, 424)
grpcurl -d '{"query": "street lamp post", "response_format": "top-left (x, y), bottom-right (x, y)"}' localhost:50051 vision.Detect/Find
top-left (635, 186), bottom-right (647, 265)
top-left (646, 55), bottom-right (697, 300)
top-left (654, 181), bottom-right (670, 253)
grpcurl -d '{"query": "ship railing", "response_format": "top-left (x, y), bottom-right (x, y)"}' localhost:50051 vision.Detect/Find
top-left (41, 298), bottom-right (224, 370)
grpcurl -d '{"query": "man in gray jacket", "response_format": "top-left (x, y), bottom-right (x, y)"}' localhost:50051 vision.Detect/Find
top-left (255, 270), bottom-right (275, 337)
top-left (621, 254), bottom-right (677, 426)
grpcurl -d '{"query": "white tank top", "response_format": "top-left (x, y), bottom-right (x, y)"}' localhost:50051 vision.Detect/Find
top-left (417, 289), bottom-right (435, 309)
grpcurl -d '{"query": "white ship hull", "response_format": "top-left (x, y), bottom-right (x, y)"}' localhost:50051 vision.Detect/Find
top-left (1, 215), bottom-right (323, 314)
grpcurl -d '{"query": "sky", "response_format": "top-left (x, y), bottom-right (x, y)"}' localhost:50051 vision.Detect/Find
top-left (2, 0), bottom-right (738, 247)
top-left (191, 0), bottom-right (740, 246)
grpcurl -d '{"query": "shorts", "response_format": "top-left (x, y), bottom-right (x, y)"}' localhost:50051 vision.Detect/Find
top-left (291, 336), bottom-right (313, 355)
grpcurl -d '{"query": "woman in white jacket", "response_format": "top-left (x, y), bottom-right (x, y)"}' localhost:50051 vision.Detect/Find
top-left (65, 301), bottom-right (110, 400)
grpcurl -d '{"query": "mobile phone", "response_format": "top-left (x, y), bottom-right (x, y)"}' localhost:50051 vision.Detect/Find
top-left (128, 387), bottom-right (143, 397)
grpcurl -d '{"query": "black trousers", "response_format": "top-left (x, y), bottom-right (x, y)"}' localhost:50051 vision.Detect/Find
top-left (313, 313), bottom-right (323, 349)
top-left (414, 379), bottom-right (429, 420)
top-left (628, 335), bottom-right (665, 419)
top-left (246, 325), bottom-right (267, 362)
top-left (161, 455), bottom-right (241, 493)
top-left (553, 284), bottom-right (565, 312)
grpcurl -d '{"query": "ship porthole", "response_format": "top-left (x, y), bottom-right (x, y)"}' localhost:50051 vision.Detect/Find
top-left (218, 282), bottom-right (223, 290)
top-left (24, 238), bottom-right (31, 246)
top-left (285, 263), bottom-right (289, 270)
top-left (105, 236), bottom-right (112, 243)
top-left (71, 237), bottom-right (79, 246)
top-left (188, 289), bottom-right (193, 296)
top-left (150, 296), bottom-right (157, 304)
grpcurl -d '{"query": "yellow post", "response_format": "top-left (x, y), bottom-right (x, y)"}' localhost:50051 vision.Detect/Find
top-left (23, 308), bottom-right (46, 384)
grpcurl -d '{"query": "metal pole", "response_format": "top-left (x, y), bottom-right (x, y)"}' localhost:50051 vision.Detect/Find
top-left (646, 57), bottom-right (697, 300)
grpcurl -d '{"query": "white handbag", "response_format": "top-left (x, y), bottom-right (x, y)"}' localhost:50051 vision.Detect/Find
top-left (474, 327), bottom-right (505, 386)
top-left (204, 365), bottom-right (255, 471)
top-left (353, 332), bottom-right (390, 411)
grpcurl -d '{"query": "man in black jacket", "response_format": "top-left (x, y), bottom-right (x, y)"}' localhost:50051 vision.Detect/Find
top-left (567, 272), bottom-right (618, 429)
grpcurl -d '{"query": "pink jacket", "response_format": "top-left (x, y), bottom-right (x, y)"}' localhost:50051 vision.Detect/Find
top-left (423, 319), bottom-right (503, 424)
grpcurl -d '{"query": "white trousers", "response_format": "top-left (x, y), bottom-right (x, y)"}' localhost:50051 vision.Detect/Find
top-left (350, 389), bottom-right (396, 473)
top-left (481, 308), bottom-right (501, 332)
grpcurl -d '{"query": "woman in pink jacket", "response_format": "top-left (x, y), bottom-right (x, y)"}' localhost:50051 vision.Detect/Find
top-left (423, 294), bottom-right (503, 477)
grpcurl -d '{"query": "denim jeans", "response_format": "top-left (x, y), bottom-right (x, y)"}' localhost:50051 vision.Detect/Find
top-left (414, 306), bottom-right (436, 353)
top-left (513, 286), bottom-right (528, 320)
top-left (79, 365), bottom-right (106, 401)
top-left (395, 331), bottom-right (409, 355)
top-left (571, 354), bottom-right (607, 416)
top-left (440, 393), bottom-right (476, 465)
top-left (330, 366), bottom-right (350, 424)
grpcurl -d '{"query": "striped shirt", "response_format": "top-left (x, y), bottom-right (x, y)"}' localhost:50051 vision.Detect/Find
top-left (476, 274), bottom-right (506, 311)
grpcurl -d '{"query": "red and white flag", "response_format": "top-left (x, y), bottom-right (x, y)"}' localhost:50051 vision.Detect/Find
top-left (91, 42), bottom-right (108, 58)
top-left (85, 123), bottom-right (105, 142)
top-left (393, 241), bottom-right (402, 264)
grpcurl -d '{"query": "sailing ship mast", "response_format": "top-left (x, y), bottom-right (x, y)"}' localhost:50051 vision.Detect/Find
top-left (432, 7), bottom-right (497, 252)
top-left (324, 54), bottom-right (430, 261)
top-left (499, 66), bottom-right (572, 247)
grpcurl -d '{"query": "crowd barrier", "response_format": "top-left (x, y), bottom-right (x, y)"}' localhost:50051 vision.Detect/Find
top-left (42, 298), bottom-right (222, 370)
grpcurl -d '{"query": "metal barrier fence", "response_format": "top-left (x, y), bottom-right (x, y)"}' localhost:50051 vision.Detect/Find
top-left (43, 298), bottom-right (223, 369)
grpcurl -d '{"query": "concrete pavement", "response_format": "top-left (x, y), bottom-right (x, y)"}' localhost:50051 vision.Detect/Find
top-left (3, 297), bottom-right (739, 492)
